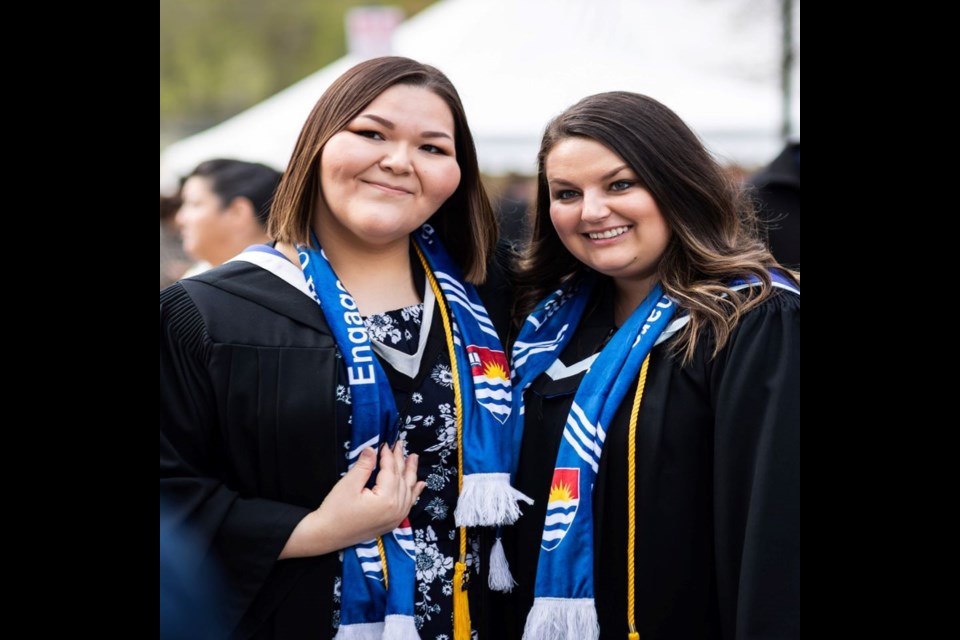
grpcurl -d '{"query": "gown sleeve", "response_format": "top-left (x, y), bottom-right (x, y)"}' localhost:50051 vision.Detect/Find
top-left (711, 291), bottom-right (800, 639)
top-left (160, 283), bottom-right (312, 634)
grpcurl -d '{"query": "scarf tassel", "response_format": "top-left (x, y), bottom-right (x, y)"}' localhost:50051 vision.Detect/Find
top-left (523, 597), bottom-right (599, 640)
top-left (382, 614), bottom-right (419, 640)
top-left (453, 561), bottom-right (472, 640)
top-left (333, 622), bottom-right (384, 640)
top-left (487, 536), bottom-right (516, 592)
top-left (454, 473), bottom-right (534, 527)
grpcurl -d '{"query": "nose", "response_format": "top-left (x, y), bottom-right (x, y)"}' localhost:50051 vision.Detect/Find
top-left (581, 189), bottom-right (610, 223)
top-left (379, 143), bottom-right (412, 174)
top-left (174, 206), bottom-right (188, 229)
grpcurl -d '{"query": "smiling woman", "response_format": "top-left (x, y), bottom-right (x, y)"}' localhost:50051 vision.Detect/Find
top-left (505, 92), bottom-right (800, 639)
top-left (316, 85), bottom-right (462, 288)
top-left (161, 57), bottom-right (528, 640)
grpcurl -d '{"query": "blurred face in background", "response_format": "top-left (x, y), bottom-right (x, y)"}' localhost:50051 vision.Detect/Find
top-left (176, 176), bottom-right (230, 264)
top-left (315, 84), bottom-right (461, 252)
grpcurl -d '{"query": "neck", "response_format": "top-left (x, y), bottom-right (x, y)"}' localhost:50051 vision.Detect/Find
top-left (318, 233), bottom-right (419, 316)
top-left (209, 230), bottom-right (270, 267)
top-left (612, 275), bottom-right (657, 327)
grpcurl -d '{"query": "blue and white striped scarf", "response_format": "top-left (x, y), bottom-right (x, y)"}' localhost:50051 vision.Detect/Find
top-left (512, 275), bottom-right (675, 638)
top-left (511, 271), bottom-right (798, 639)
top-left (297, 224), bottom-right (527, 639)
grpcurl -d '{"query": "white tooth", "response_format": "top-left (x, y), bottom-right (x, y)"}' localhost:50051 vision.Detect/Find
top-left (588, 226), bottom-right (628, 240)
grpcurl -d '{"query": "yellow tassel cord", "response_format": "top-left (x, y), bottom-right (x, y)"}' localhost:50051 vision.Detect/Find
top-left (376, 535), bottom-right (389, 590)
top-left (626, 354), bottom-right (651, 640)
top-left (416, 246), bottom-right (471, 640)
top-left (453, 560), bottom-right (472, 638)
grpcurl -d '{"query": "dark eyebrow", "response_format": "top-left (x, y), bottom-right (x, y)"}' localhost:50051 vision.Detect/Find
top-left (601, 165), bottom-right (629, 180)
top-left (548, 165), bottom-right (630, 186)
top-left (358, 114), bottom-right (453, 141)
top-left (359, 114), bottom-right (394, 129)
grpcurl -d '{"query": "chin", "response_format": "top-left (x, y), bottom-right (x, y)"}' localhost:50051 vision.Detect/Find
top-left (356, 226), bottom-right (416, 245)
top-left (586, 260), bottom-right (629, 276)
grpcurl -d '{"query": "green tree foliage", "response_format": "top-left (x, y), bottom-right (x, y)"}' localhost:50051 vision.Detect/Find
top-left (160, 0), bottom-right (435, 138)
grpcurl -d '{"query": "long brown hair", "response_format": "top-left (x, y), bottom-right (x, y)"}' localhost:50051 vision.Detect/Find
top-left (516, 91), bottom-right (797, 362)
top-left (268, 56), bottom-right (497, 283)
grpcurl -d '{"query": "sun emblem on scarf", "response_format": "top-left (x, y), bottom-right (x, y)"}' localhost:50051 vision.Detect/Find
top-left (549, 481), bottom-right (574, 503)
top-left (483, 361), bottom-right (508, 381)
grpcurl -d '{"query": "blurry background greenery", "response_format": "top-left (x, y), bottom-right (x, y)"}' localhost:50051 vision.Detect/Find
top-left (160, 0), bottom-right (435, 148)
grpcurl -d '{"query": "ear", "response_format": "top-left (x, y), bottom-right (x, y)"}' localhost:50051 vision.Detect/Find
top-left (225, 196), bottom-right (257, 226)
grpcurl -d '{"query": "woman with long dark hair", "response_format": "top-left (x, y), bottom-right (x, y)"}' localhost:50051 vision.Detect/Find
top-left (507, 92), bottom-right (800, 639)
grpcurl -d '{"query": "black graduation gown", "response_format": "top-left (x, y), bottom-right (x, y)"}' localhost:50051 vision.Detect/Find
top-left (160, 252), bottom-right (513, 639)
top-left (499, 283), bottom-right (800, 639)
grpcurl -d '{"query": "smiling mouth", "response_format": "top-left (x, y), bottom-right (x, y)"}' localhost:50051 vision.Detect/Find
top-left (364, 180), bottom-right (412, 195)
top-left (585, 226), bottom-right (631, 240)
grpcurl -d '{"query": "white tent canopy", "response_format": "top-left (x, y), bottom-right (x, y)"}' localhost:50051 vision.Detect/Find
top-left (161, 0), bottom-right (798, 182)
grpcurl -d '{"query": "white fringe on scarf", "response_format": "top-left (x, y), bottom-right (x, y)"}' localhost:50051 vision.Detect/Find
top-left (334, 621), bottom-right (384, 640)
top-left (487, 537), bottom-right (516, 592)
top-left (454, 473), bottom-right (533, 526)
top-left (382, 614), bottom-right (420, 640)
top-left (523, 597), bottom-right (599, 640)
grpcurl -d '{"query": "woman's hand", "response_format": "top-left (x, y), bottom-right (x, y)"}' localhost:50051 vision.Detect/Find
top-left (279, 443), bottom-right (426, 559)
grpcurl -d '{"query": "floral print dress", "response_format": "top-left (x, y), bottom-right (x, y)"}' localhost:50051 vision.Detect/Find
top-left (332, 300), bottom-right (480, 639)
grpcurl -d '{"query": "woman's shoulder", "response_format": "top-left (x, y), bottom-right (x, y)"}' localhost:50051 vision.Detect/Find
top-left (161, 261), bottom-right (335, 348)
top-left (709, 286), bottom-right (799, 363)
top-left (665, 285), bottom-right (799, 366)
top-left (161, 261), bottom-right (274, 321)
top-left (738, 284), bottom-right (800, 318)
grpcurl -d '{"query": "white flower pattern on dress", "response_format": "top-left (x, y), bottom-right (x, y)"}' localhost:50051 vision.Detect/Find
top-left (364, 313), bottom-right (403, 344)
top-left (425, 403), bottom-right (457, 453)
top-left (400, 304), bottom-right (422, 323)
top-left (430, 364), bottom-right (454, 388)
top-left (415, 526), bottom-right (453, 582)
top-left (425, 496), bottom-right (449, 521)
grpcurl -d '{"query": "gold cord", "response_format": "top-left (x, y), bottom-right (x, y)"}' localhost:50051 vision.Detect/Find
top-left (626, 354), bottom-right (651, 640)
top-left (376, 535), bottom-right (389, 590)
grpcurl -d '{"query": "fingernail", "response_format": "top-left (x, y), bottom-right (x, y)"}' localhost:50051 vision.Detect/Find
top-left (361, 447), bottom-right (375, 459)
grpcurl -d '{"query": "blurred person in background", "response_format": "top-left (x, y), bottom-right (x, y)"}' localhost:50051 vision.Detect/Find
top-left (749, 140), bottom-right (800, 268)
top-left (175, 159), bottom-right (282, 275)
top-left (504, 92), bottom-right (800, 639)
top-left (160, 192), bottom-right (190, 288)
top-left (494, 173), bottom-right (535, 251)
top-left (161, 57), bottom-right (527, 639)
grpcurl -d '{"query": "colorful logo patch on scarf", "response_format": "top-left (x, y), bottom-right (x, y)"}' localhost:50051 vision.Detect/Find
top-left (393, 518), bottom-right (416, 561)
top-left (467, 344), bottom-right (511, 424)
top-left (541, 467), bottom-right (580, 551)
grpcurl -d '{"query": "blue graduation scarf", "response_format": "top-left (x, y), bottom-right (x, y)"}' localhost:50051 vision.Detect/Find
top-left (511, 275), bottom-right (675, 638)
top-left (297, 224), bottom-right (529, 640)
top-left (511, 271), bottom-right (799, 639)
